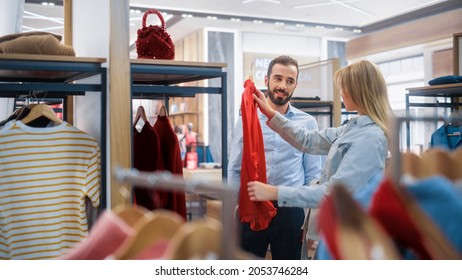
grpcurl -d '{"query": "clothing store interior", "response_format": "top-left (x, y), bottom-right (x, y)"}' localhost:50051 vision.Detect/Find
top-left (0, 0), bottom-right (462, 260)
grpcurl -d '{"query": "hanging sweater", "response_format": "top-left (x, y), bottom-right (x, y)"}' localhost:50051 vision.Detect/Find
top-left (153, 115), bottom-right (187, 220)
top-left (133, 122), bottom-right (165, 210)
top-left (238, 79), bottom-right (277, 231)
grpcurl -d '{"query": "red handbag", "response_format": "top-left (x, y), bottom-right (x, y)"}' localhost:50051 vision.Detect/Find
top-left (136, 9), bottom-right (175, 60)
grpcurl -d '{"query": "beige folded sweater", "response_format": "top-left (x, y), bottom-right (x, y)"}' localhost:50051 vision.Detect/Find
top-left (0, 31), bottom-right (75, 56)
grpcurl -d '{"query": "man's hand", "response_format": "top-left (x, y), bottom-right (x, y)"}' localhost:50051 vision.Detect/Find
top-left (247, 181), bottom-right (278, 201)
top-left (253, 88), bottom-right (276, 120)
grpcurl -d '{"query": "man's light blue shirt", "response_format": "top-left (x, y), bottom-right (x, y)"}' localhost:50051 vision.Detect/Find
top-left (227, 103), bottom-right (323, 202)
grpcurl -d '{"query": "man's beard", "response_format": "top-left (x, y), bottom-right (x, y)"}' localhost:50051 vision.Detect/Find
top-left (267, 88), bottom-right (293, 106)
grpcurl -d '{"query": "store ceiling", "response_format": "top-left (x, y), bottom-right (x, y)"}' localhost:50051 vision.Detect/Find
top-left (22, 0), bottom-right (459, 44)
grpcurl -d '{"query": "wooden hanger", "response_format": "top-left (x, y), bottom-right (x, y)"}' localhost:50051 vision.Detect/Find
top-left (421, 149), bottom-right (454, 181)
top-left (20, 104), bottom-right (63, 125)
top-left (113, 209), bottom-right (185, 260)
top-left (401, 149), bottom-right (460, 181)
top-left (163, 218), bottom-right (222, 260)
top-left (133, 105), bottom-right (148, 126)
top-left (112, 204), bottom-right (149, 228)
top-left (401, 152), bottom-right (423, 179)
top-left (451, 148), bottom-right (462, 181)
top-left (158, 105), bottom-right (167, 117)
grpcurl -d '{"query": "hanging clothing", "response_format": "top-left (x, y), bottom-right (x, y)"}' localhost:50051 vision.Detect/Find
top-left (316, 172), bottom-right (462, 259)
top-left (430, 124), bottom-right (462, 151)
top-left (59, 211), bottom-right (134, 260)
top-left (0, 120), bottom-right (101, 260)
top-left (133, 122), bottom-right (165, 210)
top-left (238, 79), bottom-right (277, 231)
top-left (153, 115), bottom-right (187, 220)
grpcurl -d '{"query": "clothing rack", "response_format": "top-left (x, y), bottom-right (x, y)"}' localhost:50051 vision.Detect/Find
top-left (390, 115), bottom-right (462, 187)
top-left (114, 166), bottom-right (237, 260)
top-left (129, 59), bottom-right (228, 177)
top-left (0, 54), bottom-right (108, 208)
top-left (405, 83), bottom-right (462, 149)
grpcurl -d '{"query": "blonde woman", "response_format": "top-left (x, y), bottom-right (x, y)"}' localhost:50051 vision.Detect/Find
top-left (248, 60), bottom-right (393, 208)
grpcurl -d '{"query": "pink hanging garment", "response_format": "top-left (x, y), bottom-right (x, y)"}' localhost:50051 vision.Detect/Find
top-left (59, 211), bottom-right (134, 260)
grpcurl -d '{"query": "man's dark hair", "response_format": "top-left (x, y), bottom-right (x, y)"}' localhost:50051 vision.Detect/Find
top-left (266, 55), bottom-right (299, 80)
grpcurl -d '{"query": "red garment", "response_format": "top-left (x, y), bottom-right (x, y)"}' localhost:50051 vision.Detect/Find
top-left (153, 115), bottom-right (187, 220)
top-left (369, 178), bottom-right (432, 259)
top-left (133, 122), bottom-right (165, 210)
top-left (239, 79), bottom-right (277, 231)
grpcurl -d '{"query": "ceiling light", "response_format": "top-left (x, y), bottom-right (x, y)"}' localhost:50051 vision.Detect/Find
top-left (353, 29), bottom-right (362, 33)
top-left (206, 16), bottom-right (217, 20)
top-left (275, 22), bottom-right (284, 25)
top-left (181, 14), bottom-right (193, 18)
top-left (230, 18), bottom-right (241, 22)
top-left (335, 27), bottom-right (344, 31)
top-left (253, 20), bottom-right (263, 24)
top-left (295, 23), bottom-right (305, 28)
top-left (316, 25), bottom-right (325, 29)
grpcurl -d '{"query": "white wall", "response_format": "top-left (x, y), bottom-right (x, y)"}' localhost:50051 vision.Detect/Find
top-left (72, 0), bottom-right (110, 144)
top-left (0, 0), bottom-right (24, 121)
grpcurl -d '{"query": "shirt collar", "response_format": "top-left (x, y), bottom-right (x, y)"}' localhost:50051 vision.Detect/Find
top-left (348, 115), bottom-right (375, 127)
top-left (258, 103), bottom-right (295, 119)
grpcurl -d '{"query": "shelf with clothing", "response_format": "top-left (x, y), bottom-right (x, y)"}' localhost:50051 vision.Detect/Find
top-left (405, 83), bottom-right (462, 149)
top-left (0, 53), bottom-right (108, 208)
top-left (0, 53), bottom-right (108, 259)
top-left (129, 59), bottom-right (228, 177)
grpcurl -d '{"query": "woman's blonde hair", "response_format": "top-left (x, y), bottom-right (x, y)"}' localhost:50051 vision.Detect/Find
top-left (334, 60), bottom-right (392, 135)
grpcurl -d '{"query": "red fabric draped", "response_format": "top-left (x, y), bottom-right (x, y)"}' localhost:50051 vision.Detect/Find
top-left (239, 79), bottom-right (277, 231)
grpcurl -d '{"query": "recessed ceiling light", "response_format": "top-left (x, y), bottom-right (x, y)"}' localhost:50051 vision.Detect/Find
top-left (230, 18), bottom-right (241, 22)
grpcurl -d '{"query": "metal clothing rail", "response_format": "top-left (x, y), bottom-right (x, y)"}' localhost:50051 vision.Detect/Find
top-left (114, 166), bottom-right (237, 260)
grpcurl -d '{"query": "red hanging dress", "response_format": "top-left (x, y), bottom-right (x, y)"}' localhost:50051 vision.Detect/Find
top-left (239, 79), bottom-right (277, 231)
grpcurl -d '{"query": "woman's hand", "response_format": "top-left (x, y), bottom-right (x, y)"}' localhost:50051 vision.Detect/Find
top-left (253, 88), bottom-right (276, 120)
top-left (248, 181), bottom-right (278, 201)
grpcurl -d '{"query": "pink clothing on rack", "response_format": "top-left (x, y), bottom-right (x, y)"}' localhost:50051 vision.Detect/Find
top-left (59, 211), bottom-right (135, 260)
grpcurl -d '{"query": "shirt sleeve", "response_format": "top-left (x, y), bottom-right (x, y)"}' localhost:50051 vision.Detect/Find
top-left (300, 116), bottom-right (323, 185)
top-left (277, 128), bottom-right (387, 208)
top-left (227, 117), bottom-right (243, 204)
top-left (267, 112), bottom-right (341, 154)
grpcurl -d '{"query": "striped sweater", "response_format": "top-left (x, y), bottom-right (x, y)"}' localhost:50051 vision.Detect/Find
top-left (0, 120), bottom-right (101, 259)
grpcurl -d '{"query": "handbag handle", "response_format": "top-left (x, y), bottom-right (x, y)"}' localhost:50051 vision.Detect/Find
top-left (142, 9), bottom-right (166, 29)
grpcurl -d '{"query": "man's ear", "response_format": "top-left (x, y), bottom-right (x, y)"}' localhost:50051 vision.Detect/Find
top-left (264, 76), bottom-right (268, 88)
